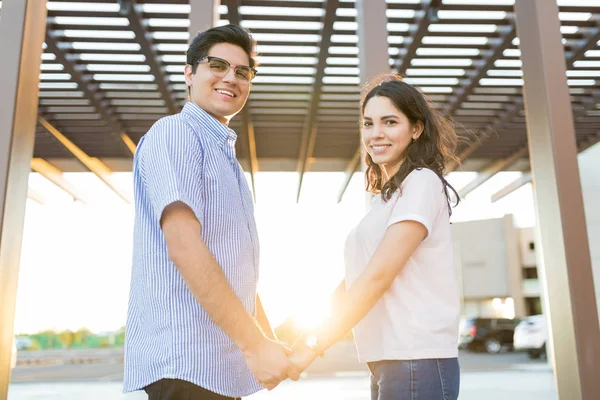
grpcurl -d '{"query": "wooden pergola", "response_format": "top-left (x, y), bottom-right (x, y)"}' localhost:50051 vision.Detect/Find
top-left (0, 1), bottom-right (599, 399)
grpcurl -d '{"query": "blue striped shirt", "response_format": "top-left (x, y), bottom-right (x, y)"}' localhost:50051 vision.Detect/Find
top-left (124, 101), bottom-right (263, 397)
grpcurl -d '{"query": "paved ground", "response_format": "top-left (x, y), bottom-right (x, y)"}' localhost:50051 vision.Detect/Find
top-left (8, 370), bottom-right (556, 400)
top-left (8, 342), bottom-right (556, 399)
top-left (10, 341), bottom-right (549, 383)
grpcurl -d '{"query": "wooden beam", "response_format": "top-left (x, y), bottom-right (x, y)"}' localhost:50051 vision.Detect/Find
top-left (223, 0), bottom-right (259, 202)
top-left (446, 27), bottom-right (516, 115)
top-left (240, 107), bottom-right (259, 202)
top-left (490, 172), bottom-right (532, 203)
top-left (296, 0), bottom-right (339, 202)
top-left (451, 20), bottom-right (600, 171)
top-left (458, 146), bottom-right (528, 198)
top-left (491, 131), bottom-right (600, 203)
top-left (30, 158), bottom-right (88, 203)
top-left (446, 102), bottom-right (522, 172)
top-left (119, 0), bottom-right (179, 114)
top-left (27, 188), bottom-right (46, 205)
top-left (337, 146), bottom-right (362, 203)
top-left (38, 117), bottom-right (132, 203)
top-left (394, 0), bottom-right (442, 76)
top-left (120, 133), bottom-right (137, 155)
top-left (43, 33), bottom-right (132, 156)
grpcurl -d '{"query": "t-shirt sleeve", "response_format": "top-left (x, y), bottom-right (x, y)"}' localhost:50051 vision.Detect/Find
top-left (387, 169), bottom-right (445, 238)
top-left (139, 118), bottom-right (205, 226)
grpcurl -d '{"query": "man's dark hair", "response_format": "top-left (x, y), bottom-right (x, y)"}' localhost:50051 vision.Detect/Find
top-left (186, 24), bottom-right (257, 74)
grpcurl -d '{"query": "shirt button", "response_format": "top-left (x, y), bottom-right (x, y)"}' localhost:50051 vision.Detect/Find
top-left (230, 159), bottom-right (235, 165)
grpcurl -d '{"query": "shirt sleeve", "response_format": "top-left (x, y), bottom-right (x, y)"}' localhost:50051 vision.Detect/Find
top-left (140, 118), bottom-right (205, 226)
top-left (387, 168), bottom-right (445, 239)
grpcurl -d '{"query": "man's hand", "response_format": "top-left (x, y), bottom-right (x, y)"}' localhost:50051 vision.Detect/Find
top-left (243, 338), bottom-right (300, 390)
top-left (288, 339), bottom-right (319, 376)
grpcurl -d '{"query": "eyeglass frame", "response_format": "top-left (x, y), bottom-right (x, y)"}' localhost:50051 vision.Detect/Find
top-left (193, 56), bottom-right (258, 83)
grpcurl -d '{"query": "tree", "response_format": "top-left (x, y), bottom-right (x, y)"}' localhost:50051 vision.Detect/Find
top-left (58, 330), bottom-right (74, 349)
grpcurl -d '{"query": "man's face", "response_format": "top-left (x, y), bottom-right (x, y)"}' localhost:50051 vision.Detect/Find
top-left (184, 43), bottom-right (252, 125)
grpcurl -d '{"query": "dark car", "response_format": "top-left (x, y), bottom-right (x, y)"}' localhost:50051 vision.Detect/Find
top-left (458, 317), bottom-right (520, 354)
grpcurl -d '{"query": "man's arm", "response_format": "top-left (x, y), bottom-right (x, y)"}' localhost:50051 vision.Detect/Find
top-left (162, 201), bottom-right (263, 351)
top-left (256, 294), bottom-right (277, 341)
top-left (161, 202), bottom-right (298, 387)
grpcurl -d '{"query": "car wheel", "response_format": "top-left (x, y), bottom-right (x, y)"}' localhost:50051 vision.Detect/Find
top-left (485, 338), bottom-right (502, 354)
top-left (528, 349), bottom-right (541, 359)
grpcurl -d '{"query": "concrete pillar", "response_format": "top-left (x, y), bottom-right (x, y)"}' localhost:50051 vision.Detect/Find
top-left (0, 1), bottom-right (47, 398)
top-left (356, 0), bottom-right (389, 84)
top-left (514, 1), bottom-right (600, 398)
top-left (189, 0), bottom-right (219, 42)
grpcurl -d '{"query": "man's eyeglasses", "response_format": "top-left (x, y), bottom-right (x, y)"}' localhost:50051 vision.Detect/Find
top-left (194, 56), bottom-right (257, 83)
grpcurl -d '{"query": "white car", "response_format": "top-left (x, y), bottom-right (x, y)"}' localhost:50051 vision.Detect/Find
top-left (513, 314), bottom-right (548, 359)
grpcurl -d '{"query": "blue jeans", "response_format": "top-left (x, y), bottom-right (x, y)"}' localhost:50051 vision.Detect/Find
top-left (367, 358), bottom-right (460, 400)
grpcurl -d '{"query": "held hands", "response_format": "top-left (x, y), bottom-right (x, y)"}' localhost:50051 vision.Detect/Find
top-left (287, 336), bottom-right (320, 376)
top-left (243, 335), bottom-right (320, 391)
top-left (243, 338), bottom-right (300, 391)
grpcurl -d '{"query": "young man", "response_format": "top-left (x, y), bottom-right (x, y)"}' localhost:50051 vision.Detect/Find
top-left (124, 25), bottom-right (298, 400)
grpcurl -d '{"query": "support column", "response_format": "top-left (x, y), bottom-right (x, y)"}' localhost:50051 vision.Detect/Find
top-left (355, 0), bottom-right (389, 205)
top-left (0, 1), bottom-right (47, 398)
top-left (514, 1), bottom-right (600, 399)
top-left (356, 0), bottom-right (389, 84)
top-left (189, 0), bottom-right (219, 41)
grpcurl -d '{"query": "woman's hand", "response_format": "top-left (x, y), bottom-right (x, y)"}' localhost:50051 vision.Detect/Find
top-left (288, 339), bottom-right (319, 375)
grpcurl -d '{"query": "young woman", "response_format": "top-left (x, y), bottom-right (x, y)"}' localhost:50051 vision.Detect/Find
top-left (290, 74), bottom-right (461, 400)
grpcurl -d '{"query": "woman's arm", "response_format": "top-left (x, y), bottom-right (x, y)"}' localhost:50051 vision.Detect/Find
top-left (291, 220), bottom-right (427, 365)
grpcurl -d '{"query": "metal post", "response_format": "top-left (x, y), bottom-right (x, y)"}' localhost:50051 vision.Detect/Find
top-left (0, 1), bottom-right (47, 398)
top-left (514, 1), bottom-right (600, 398)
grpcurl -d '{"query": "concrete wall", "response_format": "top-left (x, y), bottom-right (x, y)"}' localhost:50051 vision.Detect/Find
top-left (451, 143), bottom-right (599, 320)
top-left (453, 215), bottom-right (525, 317)
top-left (453, 216), bottom-right (512, 299)
top-left (578, 144), bottom-right (600, 320)
top-left (518, 227), bottom-right (537, 268)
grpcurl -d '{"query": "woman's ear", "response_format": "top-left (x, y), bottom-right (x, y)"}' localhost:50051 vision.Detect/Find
top-left (412, 120), bottom-right (424, 141)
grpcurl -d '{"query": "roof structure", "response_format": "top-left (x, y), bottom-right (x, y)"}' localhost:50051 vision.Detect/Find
top-left (1, 0), bottom-right (599, 200)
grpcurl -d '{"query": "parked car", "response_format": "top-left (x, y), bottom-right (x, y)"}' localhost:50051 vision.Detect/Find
top-left (459, 317), bottom-right (520, 353)
top-left (14, 336), bottom-right (33, 351)
top-left (513, 314), bottom-right (548, 359)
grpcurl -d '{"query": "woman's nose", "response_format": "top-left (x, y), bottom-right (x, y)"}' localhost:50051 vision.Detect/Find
top-left (372, 125), bottom-right (385, 138)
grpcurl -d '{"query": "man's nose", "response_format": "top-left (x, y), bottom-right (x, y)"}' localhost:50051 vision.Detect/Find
top-left (222, 67), bottom-right (238, 83)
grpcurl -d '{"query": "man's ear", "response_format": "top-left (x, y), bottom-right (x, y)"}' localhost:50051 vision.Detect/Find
top-left (184, 64), bottom-right (194, 87)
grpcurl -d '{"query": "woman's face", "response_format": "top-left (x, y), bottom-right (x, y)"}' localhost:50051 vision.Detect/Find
top-left (361, 95), bottom-right (423, 174)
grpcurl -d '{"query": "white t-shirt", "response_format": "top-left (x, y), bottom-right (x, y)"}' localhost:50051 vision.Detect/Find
top-left (344, 168), bottom-right (460, 362)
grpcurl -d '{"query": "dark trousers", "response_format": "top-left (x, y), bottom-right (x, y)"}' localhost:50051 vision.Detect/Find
top-left (144, 378), bottom-right (241, 400)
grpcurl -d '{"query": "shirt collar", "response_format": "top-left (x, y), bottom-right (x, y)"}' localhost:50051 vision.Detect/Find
top-left (181, 101), bottom-right (237, 147)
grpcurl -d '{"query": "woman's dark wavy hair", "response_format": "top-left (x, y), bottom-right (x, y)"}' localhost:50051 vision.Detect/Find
top-left (361, 74), bottom-right (460, 215)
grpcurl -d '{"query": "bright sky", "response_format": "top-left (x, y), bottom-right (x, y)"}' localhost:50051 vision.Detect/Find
top-left (13, 163), bottom-right (541, 335)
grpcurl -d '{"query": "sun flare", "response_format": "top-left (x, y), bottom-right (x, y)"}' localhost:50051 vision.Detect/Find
top-left (290, 301), bottom-right (331, 331)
